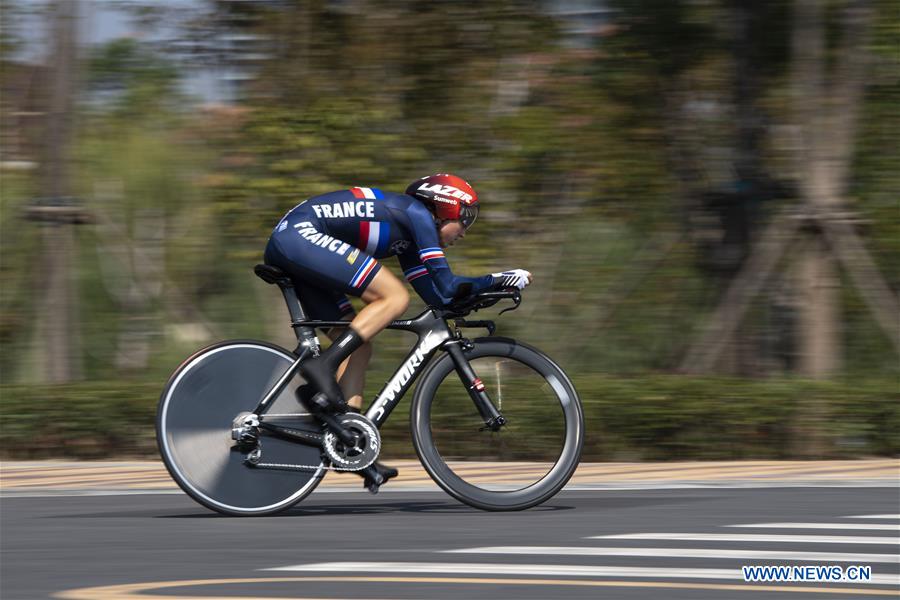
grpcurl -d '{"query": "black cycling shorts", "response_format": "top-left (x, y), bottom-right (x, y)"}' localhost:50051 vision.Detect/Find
top-left (263, 221), bottom-right (381, 321)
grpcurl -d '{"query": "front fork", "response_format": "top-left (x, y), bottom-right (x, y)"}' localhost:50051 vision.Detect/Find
top-left (444, 340), bottom-right (506, 432)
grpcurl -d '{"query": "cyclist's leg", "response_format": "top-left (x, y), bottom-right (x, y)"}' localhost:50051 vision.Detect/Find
top-left (323, 282), bottom-right (401, 491)
top-left (295, 270), bottom-right (404, 490)
top-left (265, 234), bottom-right (407, 410)
top-left (313, 269), bottom-right (408, 409)
top-left (351, 268), bottom-right (409, 338)
top-left (323, 268), bottom-right (407, 409)
top-left (303, 268), bottom-right (406, 410)
top-left (303, 269), bottom-right (405, 491)
top-left (284, 286), bottom-right (369, 409)
top-left (327, 316), bottom-right (372, 411)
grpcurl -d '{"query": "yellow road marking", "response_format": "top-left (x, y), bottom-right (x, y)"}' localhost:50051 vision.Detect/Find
top-left (108, 481), bottom-right (179, 489)
top-left (54, 576), bottom-right (899, 599)
top-left (796, 467), bottom-right (900, 477)
top-left (574, 463), bottom-right (767, 477)
top-left (573, 460), bottom-right (900, 478)
top-left (4, 459), bottom-right (897, 491)
top-left (0, 465), bottom-right (164, 477)
top-left (1, 472), bottom-right (173, 488)
top-left (576, 463), bottom-right (898, 481)
top-left (710, 464), bottom-right (900, 479)
top-left (574, 462), bottom-right (798, 477)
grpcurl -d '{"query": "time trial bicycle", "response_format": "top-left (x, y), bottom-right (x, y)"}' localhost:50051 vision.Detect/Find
top-left (156, 264), bottom-right (584, 516)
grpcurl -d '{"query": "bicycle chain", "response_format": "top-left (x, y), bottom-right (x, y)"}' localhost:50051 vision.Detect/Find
top-left (252, 461), bottom-right (363, 473)
top-left (250, 412), bottom-right (378, 473)
top-left (259, 413), bottom-right (315, 419)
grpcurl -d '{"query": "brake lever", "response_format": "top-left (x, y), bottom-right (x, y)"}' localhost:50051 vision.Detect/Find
top-left (498, 290), bottom-right (522, 315)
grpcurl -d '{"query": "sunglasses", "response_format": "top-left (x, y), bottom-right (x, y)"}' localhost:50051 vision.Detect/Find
top-left (459, 204), bottom-right (479, 229)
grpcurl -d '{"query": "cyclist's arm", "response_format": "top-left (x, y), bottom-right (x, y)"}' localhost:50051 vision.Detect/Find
top-left (397, 251), bottom-right (452, 307)
top-left (398, 203), bottom-right (494, 302)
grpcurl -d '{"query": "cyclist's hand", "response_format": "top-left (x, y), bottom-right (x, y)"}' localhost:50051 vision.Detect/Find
top-left (491, 269), bottom-right (532, 290)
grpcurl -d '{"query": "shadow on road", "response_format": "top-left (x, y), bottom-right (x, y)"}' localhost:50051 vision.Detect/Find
top-left (154, 499), bottom-right (577, 518)
top-left (35, 491), bottom-right (706, 519)
top-left (31, 490), bottom-right (721, 519)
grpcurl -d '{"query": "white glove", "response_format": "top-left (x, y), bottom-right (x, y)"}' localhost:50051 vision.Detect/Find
top-left (491, 269), bottom-right (532, 290)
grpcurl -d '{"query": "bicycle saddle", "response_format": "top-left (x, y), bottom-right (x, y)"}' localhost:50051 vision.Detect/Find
top-left (254, 264), bottom-right (293, 287)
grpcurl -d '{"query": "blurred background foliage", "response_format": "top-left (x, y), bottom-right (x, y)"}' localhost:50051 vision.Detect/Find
top-left (0, 0), bottom-right (896, 459)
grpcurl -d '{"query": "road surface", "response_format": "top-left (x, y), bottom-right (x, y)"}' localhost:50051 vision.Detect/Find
top-left (1, 460), bottom-right (897, 599)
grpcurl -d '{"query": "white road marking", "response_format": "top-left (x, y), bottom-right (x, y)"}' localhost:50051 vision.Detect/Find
top-left (728, 522), bottom-right (900, 531)
top-left (846, 515), bottom-right (900, 520)
top-left (592, 533), bottom-right (900, 545)
top-left (443, 546), bottom-right (900, 563)
top-left (263, 561), bottom-right (900, 586)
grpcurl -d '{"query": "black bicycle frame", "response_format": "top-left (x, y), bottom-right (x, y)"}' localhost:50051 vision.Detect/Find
top-left (249, 282), bottom-right (502, 430)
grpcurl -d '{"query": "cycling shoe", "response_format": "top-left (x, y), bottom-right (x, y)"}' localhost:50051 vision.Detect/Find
top-left (360, 461), bottom-right (398, 494)
top-left (296, 357), bottom-right (347, 413)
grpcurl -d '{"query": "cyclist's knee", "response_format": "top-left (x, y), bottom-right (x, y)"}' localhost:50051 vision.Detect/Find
top-left (384, 275), bottom-right (410, 314)
top-left (389, 287), bottom-right (410, 315)
top-left (364, 273), bottom-right (409, 315)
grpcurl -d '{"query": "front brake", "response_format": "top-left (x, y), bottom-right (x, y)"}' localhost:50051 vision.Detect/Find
top-left (454, 319), bottom-right (496, 335)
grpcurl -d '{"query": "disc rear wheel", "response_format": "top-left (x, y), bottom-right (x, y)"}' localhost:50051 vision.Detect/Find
top-left (156, 340), bottom-right (324, 516)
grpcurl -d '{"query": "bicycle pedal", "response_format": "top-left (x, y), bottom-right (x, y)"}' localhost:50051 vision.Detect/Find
top-left (360, 462), bottom-right (396, 494)
top-left (364, 473), bottom-right (384, 494)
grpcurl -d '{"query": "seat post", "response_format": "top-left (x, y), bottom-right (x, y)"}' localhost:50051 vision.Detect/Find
top-left (277, 283), bottom-right (319, 353)
top-left (277, 282), bottom-right (306, 325)
top-left (254, 264), bottom-right (320, 354)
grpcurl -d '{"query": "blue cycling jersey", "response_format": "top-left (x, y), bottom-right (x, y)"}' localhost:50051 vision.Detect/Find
top-left (270, 187), bottom-right (493, 307)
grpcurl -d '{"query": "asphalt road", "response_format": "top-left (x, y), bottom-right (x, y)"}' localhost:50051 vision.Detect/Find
top-left (2, 486), bottom-right (898, 599)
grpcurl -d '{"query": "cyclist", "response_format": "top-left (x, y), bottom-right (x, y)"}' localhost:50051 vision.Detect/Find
top-left (264, 173), bottom-right (532, 490)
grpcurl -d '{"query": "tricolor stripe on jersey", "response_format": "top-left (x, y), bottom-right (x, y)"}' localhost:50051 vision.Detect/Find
top-left (350, 257), bottom-right (377, 288)
top-left (419, 247), bottom-right (445, 261)
top-left (358, 221), bottom-right (389, 255)
top-left (350, 187), bottom-right (384, 200)
top-left (403, 265), bottom-right (429, 282)
top-left (337, 298), bottom-right (353, 313)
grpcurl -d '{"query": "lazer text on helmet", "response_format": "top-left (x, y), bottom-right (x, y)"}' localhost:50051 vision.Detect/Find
top-left (417, 183), bottom-right (473, 202)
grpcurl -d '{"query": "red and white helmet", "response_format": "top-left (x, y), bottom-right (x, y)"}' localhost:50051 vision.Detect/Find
top-left (405, 173), bottom-right (479, 229)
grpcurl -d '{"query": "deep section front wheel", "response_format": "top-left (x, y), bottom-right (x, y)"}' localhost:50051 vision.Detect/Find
top-left (157, 340), bottom-right (324, 516)
top-left (411, 338), bottom-right (584, 511)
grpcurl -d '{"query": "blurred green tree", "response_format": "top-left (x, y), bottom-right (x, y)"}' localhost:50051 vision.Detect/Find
top-left (2, 0), bottom-right (896, 388)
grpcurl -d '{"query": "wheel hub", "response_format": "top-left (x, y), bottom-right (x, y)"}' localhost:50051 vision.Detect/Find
top-left (231, 412), bottom-right (260, 448)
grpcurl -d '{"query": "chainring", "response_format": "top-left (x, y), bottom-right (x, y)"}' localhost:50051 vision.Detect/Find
top-left (322, 413), bottom-right (380, 471)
